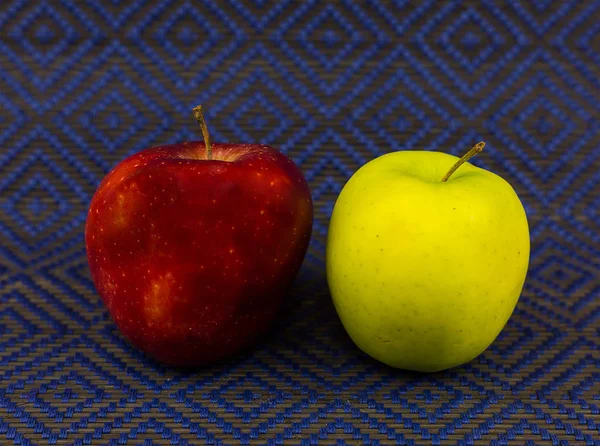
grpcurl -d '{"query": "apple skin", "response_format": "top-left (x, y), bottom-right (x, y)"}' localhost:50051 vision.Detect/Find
top-left (326, 151), bottom-right (529, 372)
top-left (86, 142), bottom-right (312, 366)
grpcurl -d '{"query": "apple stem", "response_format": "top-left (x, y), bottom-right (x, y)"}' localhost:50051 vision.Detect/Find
top-left (441, 141), bottom-right (485, 182)
top-left (192, 105), bottom-right (212, 160)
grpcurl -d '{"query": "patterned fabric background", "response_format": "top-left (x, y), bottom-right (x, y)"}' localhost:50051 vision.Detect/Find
top-left (0, 0), bottom-right (598, 444)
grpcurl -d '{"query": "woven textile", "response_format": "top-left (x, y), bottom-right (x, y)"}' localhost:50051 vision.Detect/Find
top-left (0, 1), bottom-right (599, 444)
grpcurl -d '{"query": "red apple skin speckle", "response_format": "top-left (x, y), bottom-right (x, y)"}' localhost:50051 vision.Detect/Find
top-left (85, 142), bottom-right (312, 366)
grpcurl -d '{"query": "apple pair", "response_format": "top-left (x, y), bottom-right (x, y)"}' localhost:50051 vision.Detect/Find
top-left (87, 107), bottom-right (529, 371)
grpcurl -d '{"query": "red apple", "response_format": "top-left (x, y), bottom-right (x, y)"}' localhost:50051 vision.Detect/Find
top-left (85, 106), bottom-right (312, 366)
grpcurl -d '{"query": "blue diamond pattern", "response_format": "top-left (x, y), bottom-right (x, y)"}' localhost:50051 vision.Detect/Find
top-left (525, 236), bottom-right (599, 324)
top-left (0, 1), bottom-right (597, 444)
top-left (198, 375), bottom-right (294, 421)
top-left (0, 128), bottom-right (90, 254)
top-left (553, 1), bottom-right (600, 93)
top-left (512, 96), bottom-right (574, 157)
top-left (55, 65), bottom-right (170, 172)
top-left (0, 0), bottom-right (101, 93)
top-left (297, 4), bottom-right (361, 71)
top-left (209, 67), bottom-right (312, 152)
top-left (80, 90), bottom-right (146, 154)
top-left (488, 59), bottom-right (599, 203)
top-left (416, 2), bottom-right (527, 97)
top-left (531, 256), bottom-right (593, 296)
top-left (1, 173), bottom-right (70, 237)
top-left (439, 8), bottom-right (504, 73)
top-left (226, 92), bottom-right (289, 144)
top-left (272, 1), bottom-right (387, 95)
top-left (155, 3), bottom-right (220, 69)
top-left (128, 0), bottom-right (245, 90)
top-left (366, 94), bottom-right (431, 150)
top-left (345, 66), bottom-right (456, 154)
top-left (8, 3), bottom-right (76, 68)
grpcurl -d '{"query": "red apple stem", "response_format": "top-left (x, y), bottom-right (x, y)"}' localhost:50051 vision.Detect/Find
top-left (441, 141), bottom-right (485, 182)
top-left (192, 105), bottom-right (212, 160)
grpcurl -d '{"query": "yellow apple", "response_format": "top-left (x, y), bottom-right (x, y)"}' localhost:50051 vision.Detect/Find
top-left (326, 143), bottom-right (529, 372)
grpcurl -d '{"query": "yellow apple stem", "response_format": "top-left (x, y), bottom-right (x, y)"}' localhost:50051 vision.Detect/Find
top-left (441, 141), bottom-right (485, 182)
top-left (192, 105), bottom-right (212, 160)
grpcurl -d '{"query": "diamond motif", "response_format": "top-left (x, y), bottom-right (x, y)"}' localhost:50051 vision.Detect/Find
top-left (512, 96), bottom-right (574, 157)
top-left (439, 8), bottom-right (504, 73)
top-left (0, 1), bottom-right (100, 92)
top-left (474, 307), bottom-right (564, 380)
top-left (227, 92), bottom-right (289, 144)
top-left (9, 3), bottom-right (76, 68)
top-left (345, 67), bottom-right (455, 154)
top-left (552, 1), bottom-right (600, 92)
top-left (55, 65), bottom-right (170, 172)
top-left (0, 341), bottom-right (143, 441)
top-left (1, 173), bottom-right (70, 237)
top-left (526, 236), bottom-right (599, 319)
top-left (533, 256), bottom-right (593, 295)
top-left (355, 377), bottom-right (499, 440)
top-left (295, 130), bottom-right (364, 179)
top-left (297, 4), bottom-right (361, 71)
top-left (190, 374), bottom-right (295, 422)
top-left (128, 0), bottom-right (244, 90)
top-left (0, 129), bottom-right (89, 254)
top-left (155, 3), bottom-right (220, 69)
top-left (271, 1), bottom-right (387, 95)
top-left (208, 66), bottom-right (312, 153)
top-left (488, 61), bottom-right (598, 203)
top-left (413, 1), bottom-right (526, 103)
top-left (18, 375), bottom-right (111, 418)
top-left (79, 91), bottom-right (146, 154)
top-left (366, 93), bottom-right (431, 151)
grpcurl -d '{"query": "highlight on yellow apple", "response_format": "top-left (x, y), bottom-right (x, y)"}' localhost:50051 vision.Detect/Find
top-left (326, 142), bottom-right (530, 372)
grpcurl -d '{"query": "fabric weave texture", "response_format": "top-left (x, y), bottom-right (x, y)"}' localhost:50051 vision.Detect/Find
top-left (0, 0), bottom-right (598, 444)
